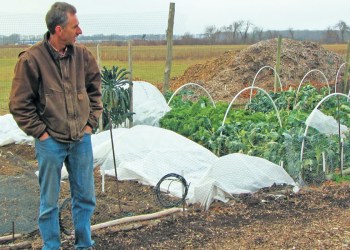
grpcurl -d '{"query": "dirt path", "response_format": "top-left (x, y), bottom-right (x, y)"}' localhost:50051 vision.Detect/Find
top-left (210, 206), bottom-right (350, 249)
top-left (71, 183), bottom-right (349, 250)
top-left (0, 145), bottom-right (39, 235)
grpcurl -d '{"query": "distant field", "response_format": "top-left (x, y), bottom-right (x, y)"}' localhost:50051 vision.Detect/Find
top-left (322, 44), bottom-right (348, 56)
top-left (0, 43), bottom-right (348, 114)
top-left (0, 44), bottom-right (246, 114)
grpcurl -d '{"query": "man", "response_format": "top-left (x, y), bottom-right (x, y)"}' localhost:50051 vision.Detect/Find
top-left (9, 2), bottom-right (102, 249)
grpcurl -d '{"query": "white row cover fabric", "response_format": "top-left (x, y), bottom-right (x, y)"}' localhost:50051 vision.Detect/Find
top-left (0, 114), bottom-right (34, 146)
top-left (0, 115), bottom-right (297, 209)
top-left (306, 109), bottom-right (348, 138)
top-left (95, 125), bottom-right (218, 201)
top-left (129, 81), bottom-right (171, 126)
top-left (93, 125), bottom-right (297, 209)
top-left (193, 153), bottom-right (298, 210)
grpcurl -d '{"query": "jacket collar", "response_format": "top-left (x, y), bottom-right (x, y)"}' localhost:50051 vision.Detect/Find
top-left (44, 31), bottom-right (74, 60)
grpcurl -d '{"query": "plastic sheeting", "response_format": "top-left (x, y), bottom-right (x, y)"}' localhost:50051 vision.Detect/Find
top-left (192, 153), bottom-right (298, 210)
top-left (94, 126), bottom-right (297, 209)
top-left (306, 109), bottom-right (348, 138)
top-left (130, 81), bottom-right (171, 126)
top-left (0, 115), bottom-right (297, 209)
top-left (94, 125), bottom-right (218, 200)
top-left (0, 114), bottom-right (34, 146)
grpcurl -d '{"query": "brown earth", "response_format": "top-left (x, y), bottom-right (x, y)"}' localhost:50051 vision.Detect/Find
top-left (170, 39), bottom-right (345, 101)
top-left (0, 143), bottom-right (350, 249)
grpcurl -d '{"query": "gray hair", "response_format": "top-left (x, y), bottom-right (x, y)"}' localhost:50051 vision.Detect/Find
top-left (45, 2), bottom-right (77, 34)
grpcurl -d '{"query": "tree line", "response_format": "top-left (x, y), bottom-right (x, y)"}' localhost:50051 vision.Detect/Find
top-left (193, 20), bottom-right (350, 45)
top-left (0, 20), bottom-right (349, 46)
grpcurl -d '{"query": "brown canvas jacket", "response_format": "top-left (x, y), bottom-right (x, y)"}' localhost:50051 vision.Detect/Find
top-left (9, 33), bottom-right (103, 143)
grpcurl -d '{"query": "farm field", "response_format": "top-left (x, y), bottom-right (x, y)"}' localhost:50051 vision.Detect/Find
top-left (0, 44), bottom-right (246, 114)
top-left (0, 43), bottom-right (348, 114)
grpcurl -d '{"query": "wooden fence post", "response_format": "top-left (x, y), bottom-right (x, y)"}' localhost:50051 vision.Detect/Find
top-left (163, 2), bottom-right (175, 95)
top-left (343, 40), bottom-right (350, 94)
top-left (128, 40), bottom-right (134, 128)
top-left (274, 36), bottom-right (282, 93)
top-left (97, 43), bottom-right (104, 132)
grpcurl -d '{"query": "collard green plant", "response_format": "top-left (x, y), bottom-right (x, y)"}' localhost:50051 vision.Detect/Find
top-left (160, 84), bottom-right (350, 182)
top-left (101, 66), bottom-right (133, 128)
top-left (100, 65), bottom-right (133, 212)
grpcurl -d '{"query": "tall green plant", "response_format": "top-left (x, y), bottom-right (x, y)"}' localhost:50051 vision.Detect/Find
top-left (101, 66), bottom-right (133, 128)
top-left (101, 65), bottom-right (133, 212)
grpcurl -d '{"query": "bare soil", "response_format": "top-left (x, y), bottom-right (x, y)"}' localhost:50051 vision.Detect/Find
top-left (0, 143), bottom-right (350, 249)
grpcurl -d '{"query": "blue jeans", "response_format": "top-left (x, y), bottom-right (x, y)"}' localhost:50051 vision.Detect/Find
top-left (35, 133), bottom-right (96, 250)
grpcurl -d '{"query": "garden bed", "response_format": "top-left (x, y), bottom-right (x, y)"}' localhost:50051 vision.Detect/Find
top-left (0, 143), bottom-right (349, 249)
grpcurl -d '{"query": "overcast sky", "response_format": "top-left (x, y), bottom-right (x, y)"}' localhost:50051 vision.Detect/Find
top-left (0, 0), bottom-right (349, 36)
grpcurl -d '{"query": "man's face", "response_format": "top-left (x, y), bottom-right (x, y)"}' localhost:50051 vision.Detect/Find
top-left (59, 12), bottom-right (82, 45)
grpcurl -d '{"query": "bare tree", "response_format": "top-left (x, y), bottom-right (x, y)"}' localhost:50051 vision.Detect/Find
top-left (323, 26), bottom-right (339, 43)
top-left (4, 33), bottom-right (21, 44)
top-left (334, 20), bottom-right (350, 42)
top-left (266, 30), bottom-right (280, 39)
top-left (252, 26), bottom-right (264, 42)
top-left (239, 21), bottom-right (253, 43)
top-left (232, 20), bottom-right (244, 43)
top-left (220, 25), bottom-right (233, 43)
top-left (179, 32), bottom-right (195, 45)
top-left (181, 32), bottom-right (194, 41)
top-left (288, 28), bottom-right (295, 39)
top-left (204, 25), bottom-right (217, 44)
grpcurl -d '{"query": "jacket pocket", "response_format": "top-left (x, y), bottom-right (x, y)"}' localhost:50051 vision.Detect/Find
top-left (76, 88), bottom-right (90, 129)
top-left (41, 89), bottom-right (68, 134)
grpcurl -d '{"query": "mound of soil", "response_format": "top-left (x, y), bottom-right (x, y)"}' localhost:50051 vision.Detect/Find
top-left (171, 39), bottom-right (345, 101)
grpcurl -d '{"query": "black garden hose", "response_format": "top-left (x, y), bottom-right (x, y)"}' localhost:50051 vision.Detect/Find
top-left (58, 198), bottom-right (72, 236)
top-left (154, 173), bottom-right (189, 208)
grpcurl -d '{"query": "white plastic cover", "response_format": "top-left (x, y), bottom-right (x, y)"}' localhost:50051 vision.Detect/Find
top-left (95, 125), bottom-right (218, 200)
top-left (0, 114), bottom-right (34, 146)
top-left (130, 81), bottom-right (171, 126)
top-left (306, 109), bottom-right (348, 138)
top-left (0, 115), bottom-right (297, 210)
top-left (192, 153), bottom-right (297, 210)
top-left (94, 126), bottom-right (297, 209)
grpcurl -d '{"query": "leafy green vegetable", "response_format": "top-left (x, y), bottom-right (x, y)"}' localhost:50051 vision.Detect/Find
top-left (160, 84), bottom-right (350, 182)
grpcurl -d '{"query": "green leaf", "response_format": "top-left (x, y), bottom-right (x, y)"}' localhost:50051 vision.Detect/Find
top-left (101, 66), bottom-right (133, 128)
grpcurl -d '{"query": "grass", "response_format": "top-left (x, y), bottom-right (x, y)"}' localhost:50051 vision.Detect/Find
top-left (87, 44), bottom-right (246, 61)
top-left (332, 174), bottom-right (350, 183)
top-left (0, 58), bottom-right (17, 82)
top-left (0, 81), bottom-right (11, 115)
top-left (322, 44), bottom-right (349, 57)
top-left (0, 44), bottom-right (243, 113)
top-left (101, 59), bottom-right (205, 83)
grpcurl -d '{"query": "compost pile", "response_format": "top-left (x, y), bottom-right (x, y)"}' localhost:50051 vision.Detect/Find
top-left (171, 39), bottom-right (345, 101)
